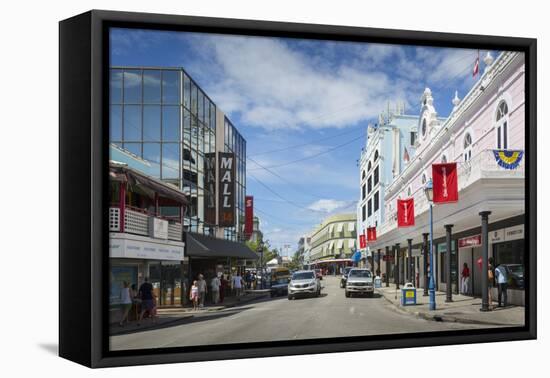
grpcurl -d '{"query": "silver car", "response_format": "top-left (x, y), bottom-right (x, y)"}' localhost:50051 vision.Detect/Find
top-left (288, 270), bottom-right (321, 300)
top-left (345, 268), bottom-right (374, 298)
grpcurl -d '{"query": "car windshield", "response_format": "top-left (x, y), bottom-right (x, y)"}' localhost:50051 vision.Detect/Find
top-left (349, 270), bottom-right (372, 278)
top-left (292, 272), bottom-right (315, 280)
top-left (344, 268), bottom-right (352, 275)
top-left (507, 265), bottom-right (523, 274)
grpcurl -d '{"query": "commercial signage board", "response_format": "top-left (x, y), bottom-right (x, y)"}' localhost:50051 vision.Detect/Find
top-left (109, 233), bottom-right (184, 261)
top-left (204, 152), bottom-right (217, 224)
top-left (490, 229), bottom-right (505, 243)
top-left (504, 224), bottom-right (524, 241)
top-left (218, 152), bottom-right (236, 227)
top-left (149, 217), bottom-right (168, 239)
top-left (458, 235), bottom-right (481, 248)
top-left (245, 195), bottom-right (254, 239)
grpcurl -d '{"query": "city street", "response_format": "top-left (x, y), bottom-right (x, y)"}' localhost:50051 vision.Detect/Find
top-left (110, 276), bottom-right (490, 351)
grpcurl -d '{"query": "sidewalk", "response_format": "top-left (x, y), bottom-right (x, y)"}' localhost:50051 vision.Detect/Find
top-left (110, 290), bottom-right (270, 336)
top-left (376, 284), bottom-right (524, 326)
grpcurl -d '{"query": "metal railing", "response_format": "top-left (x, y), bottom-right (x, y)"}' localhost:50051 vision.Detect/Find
top-left (109, 206), bottom-right (183, 242)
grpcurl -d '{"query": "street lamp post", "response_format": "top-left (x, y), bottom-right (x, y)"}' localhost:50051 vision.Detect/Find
top-left (424, 179), bottom-right (436, 311)
top-left (257, 241), bottom-right (265, 289)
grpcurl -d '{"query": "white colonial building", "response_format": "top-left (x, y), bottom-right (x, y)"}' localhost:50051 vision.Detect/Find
top-left (367, 51), bottom-right (526, 305)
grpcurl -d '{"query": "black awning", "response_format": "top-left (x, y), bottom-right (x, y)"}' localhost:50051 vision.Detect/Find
top-left (186, 232), bottom-right (259, 260)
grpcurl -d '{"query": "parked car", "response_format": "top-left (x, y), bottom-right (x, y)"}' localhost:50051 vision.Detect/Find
top-left (314, 268), bottom-right (323, 280)
top-left (340, 267), bottom-right (353, 288)
top-left (345, 268), bottom-right (374, 298)
top-left (501, 264), bottom-right (524, 289)
top-left (288, 270), bottom-right (321, 300)
top-left (270, 277), bottom-right (290, 297)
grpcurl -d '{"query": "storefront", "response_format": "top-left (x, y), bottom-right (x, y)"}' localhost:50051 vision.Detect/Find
top-left (109, 232), bottom-right (185, 322)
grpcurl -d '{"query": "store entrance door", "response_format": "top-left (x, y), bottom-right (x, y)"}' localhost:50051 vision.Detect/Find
top-left (160, 262), bottom-right (183, 307)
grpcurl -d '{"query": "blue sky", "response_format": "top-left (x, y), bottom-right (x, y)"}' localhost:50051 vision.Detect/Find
top-left (110, 28), bottom-right (494, 255)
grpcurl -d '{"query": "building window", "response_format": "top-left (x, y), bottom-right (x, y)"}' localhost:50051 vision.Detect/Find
top-left (362, 184), bottom-right (366, 200)
top-left (367, 176), bottom-right (372, 193)
top-left (362, 205), bottom-right (366, 222)
top-left (362, 170), bottom-right (366, 180)
top-left (374, 166), bottom-right (379, 185)
top-left (368, 161), bottom-right (372, 171)
top-left (421, 173), bottom-right (427, 184)
top-left (407, 186), bottom-right (412, 197)
top-left (374, 150), bottom-right (379, 161)
top-left (368, 199), bottom-right (372, 217)
top-left (441, 154), bottom-right (447, 163)
top-left (421, 118), bottom-right (427, 137)
top-left (374, 191), bottom-right (379, 212)
top-left (496, 101), bottom-right (509, 149)
top-left (463, 132), bottom-right (473, 162)
top-left (410, 131), bottom-right (416, 145)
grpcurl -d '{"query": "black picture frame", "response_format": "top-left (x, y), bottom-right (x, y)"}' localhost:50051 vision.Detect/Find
top-left (59, 9), bottom-right (537, 368)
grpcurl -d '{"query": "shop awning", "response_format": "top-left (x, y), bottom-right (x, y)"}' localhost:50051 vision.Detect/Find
top-left (336, 223), bottom-right (344, 232)
top-left (185, 232), bottom-right (259, 260)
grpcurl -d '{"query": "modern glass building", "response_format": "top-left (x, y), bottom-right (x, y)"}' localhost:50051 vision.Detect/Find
top-left (109, 67), bottom-right (246, 241)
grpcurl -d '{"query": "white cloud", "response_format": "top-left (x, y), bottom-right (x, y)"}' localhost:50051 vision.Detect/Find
top-left (307, 199), bottom-right (354, 213)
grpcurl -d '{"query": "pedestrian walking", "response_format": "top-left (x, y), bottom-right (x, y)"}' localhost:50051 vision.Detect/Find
top-left (461, 263), bottom-right (470, 295)
top-left (118, 281), bottom-right (133, 327)
top-left (495, 264), bottom-right (509, 307)
top-left (233, 271), bottom-right (243, 297)
top-left (197, 274), bottom-right (207, 308)
top-left (189, 280), bottom-right (199, 311)
top-left (137, 277), bottom-right (156, 325)
top-left (210, 274), bottom-right (221, 304)
top-left (219, 274), bottom-right (227, 303)
top-left (488, 258), bottom-right (495, 310)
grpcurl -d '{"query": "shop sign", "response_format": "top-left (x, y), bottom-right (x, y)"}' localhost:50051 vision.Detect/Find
top-left (245, 196), bottom-right (254, 239)
top-left (149, 217), bottom-right (168, 239)
top-left (504, 224), bottom-right (524, 241)
top-left (490, 229), bottom-right (505, 243)
top-left (218, 152), bottom-right (235, 227)
top-left (109, 235), bottom-right (184, 261)
top-left (437, 240), bottom-right (456, 253)
top-left (458, 235), bottom-right (481, 248)
top-left (204, 153), bottom-right (217, 224)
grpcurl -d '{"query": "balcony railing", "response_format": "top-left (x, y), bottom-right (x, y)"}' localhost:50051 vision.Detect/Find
top-left (109, 207), bottom-right (183, 242)
top-left (377, 149), bottom-right (525, 237)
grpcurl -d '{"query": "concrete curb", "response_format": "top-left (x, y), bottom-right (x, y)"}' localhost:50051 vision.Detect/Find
top-left (377, 290), bottom-right (518, 327)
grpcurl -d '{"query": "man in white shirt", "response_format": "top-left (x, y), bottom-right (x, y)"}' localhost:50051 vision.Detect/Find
top-left (210, 275), bottom-right (221, 304)
top-left (232, 272), bottom-right (243, 297)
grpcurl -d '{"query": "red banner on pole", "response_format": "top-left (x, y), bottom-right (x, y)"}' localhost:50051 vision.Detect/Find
top-left (359, 234), bottom-right (367, 249)
top-left (367, 227), bottom-right (377, 241)
top-left (432, 163), bottom-right (458, 204)
top-left (244, 196), bottom-right (253, 239)
top-left (397, 198), bottom-right (415, 227)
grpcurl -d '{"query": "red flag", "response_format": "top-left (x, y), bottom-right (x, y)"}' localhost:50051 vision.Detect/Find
top-left (473, 54), bottom-right (479, 77)
top-left (397, 198), bottom-right (415, 227)
top-left (367, 227), bottom-right (377, 241)
top-left (244, 196), bottom-right (254, 239)
top-left (359, 234), bottom-right (367, 249)
top-left (432, 163), bottom-right (458, 203)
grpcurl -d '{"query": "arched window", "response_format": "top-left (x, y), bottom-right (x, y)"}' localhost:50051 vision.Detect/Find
top-left (421, 173), bottom-right (427, 184)
top-left (463, 132), bottom-right (473, 162)
top-left (407, 186), bottom-right (412, 197)
top-left (374, 150), bottom-right (379, 161)
top-left (496, 101), bottom-right (509, 149)
top-left (421, 119), bottom-right (427, 137)
top-left (367, 161), bottom-right (372, 171)
top-left (441, 154), bottom-right (447, 163)
top-left (362, 170), bottom-right (366, 180)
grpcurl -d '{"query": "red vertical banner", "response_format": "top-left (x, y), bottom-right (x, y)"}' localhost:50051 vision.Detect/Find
top-left (432, 163), bottom-right (458, 203)
top-left (367, 227), bottom-right (377, 241)
top-left (359, 234), bottom-right (367, 249)
top-left (244, 196), bottom-right (254, 240)
top-left (397, 198), bottom-right (415, 227)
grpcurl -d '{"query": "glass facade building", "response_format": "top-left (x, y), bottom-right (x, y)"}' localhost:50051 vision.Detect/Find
top-left (109, 67), bottom-right (245, 240)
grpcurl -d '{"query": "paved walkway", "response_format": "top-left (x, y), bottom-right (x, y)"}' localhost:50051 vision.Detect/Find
top-left (110, 290), bottom-right (269, 336)
top-left (376, 284), bottom-right (524, 326)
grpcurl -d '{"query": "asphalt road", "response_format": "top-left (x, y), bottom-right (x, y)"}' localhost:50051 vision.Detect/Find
top-left (110, 276), bottom-right (488, 351)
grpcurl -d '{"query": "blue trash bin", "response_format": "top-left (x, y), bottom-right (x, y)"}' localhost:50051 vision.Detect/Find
top-left (374, 277), bottom-right (382, 288)
top-left (401, 283), bottom-right (416, 306)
